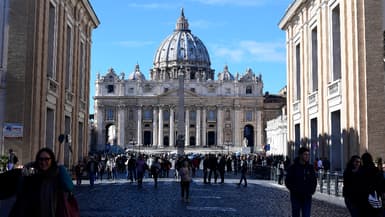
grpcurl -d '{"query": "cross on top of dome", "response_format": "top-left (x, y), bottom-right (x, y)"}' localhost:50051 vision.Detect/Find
top-left (175, 8), bottom-right (190, 32)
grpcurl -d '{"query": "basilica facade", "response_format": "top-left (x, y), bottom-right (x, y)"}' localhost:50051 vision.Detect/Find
top-left (92, 10), bottom-right (284, 154)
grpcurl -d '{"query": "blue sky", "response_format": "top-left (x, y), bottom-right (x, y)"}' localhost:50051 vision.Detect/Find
top-left (88, 0), bottom-right (293, 113)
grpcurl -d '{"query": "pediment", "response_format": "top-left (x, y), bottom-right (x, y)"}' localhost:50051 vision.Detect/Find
top-left (158, 88), bottom-right (200, 97)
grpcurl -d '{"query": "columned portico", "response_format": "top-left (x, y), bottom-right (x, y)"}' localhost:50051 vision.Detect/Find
top-left (185, 107), bottom-right (190, 146)
top-left (117, 105), bottom-right (125, 147)
top-left (96, 104), bottom-right (105, 150)
top-left (196, 107), bottom-right (201, 146)
top-left (234, 106), bottom-right (241, 147)
top-left (153, 107), bottom-right (158, 146)
top-left (137, 107), bottom-right (143, 146)
top-left (202, 108), bottom-right (207, 146)
top-left (169, 107), bottom-right (175, 147)
top-left (217, 106), bottom-right (223, 146)
top-left (158, 106), bottom-right (164, 147)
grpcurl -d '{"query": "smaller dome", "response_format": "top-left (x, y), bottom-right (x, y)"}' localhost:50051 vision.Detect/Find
top-left (218, 65), bottom-right (234, 81)
top-left (128, 64), bottom-right (146, 81)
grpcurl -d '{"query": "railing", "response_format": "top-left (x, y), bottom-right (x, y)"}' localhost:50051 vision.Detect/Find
top-left (328, 79), bottom-right (341, 97)
top-left (257, 166), bottom-right (344, 197)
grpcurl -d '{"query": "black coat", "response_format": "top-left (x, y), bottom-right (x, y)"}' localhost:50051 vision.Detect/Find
top-left (285, 158), bottom-right (317, 200)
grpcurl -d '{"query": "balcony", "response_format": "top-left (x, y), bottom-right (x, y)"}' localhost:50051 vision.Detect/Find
top-left (65, 91), bottom-right (74, 104)
top-left (328, 79), bottom-right (341, 97)
top-left (47, 78), bottom-right (59, 96)
top-left (327, 79), bottom-right (342, 109)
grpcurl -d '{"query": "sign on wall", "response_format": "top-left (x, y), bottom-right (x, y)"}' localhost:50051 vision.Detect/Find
top-left (3, 123), bottom-right (23, 138)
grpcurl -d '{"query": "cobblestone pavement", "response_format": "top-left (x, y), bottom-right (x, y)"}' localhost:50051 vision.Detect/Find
top-left (74, 175), bottom-right (350, 217)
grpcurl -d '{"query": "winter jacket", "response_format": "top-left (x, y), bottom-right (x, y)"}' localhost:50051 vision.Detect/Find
top-left (285, 157), bottom-right (317, 200)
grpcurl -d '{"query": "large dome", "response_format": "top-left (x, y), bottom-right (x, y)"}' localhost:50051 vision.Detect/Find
top-left (151, 9), bottom-right (214, 81)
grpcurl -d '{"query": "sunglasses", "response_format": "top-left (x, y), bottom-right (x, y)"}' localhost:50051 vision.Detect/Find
top-left (39, 157), bottom-right (51, 162)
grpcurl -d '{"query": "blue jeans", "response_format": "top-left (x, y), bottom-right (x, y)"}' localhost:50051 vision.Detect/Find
top-left (290, 194), bottom-right (312, 217)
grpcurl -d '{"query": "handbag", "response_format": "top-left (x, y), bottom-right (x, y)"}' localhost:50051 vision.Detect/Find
top-left (368, 191), bottom-right (382, 209)
top-left (56, 191), bottom-right (80, 217)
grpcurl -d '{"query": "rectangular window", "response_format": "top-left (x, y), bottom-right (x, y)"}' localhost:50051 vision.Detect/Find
top-left (0, 0), bottom-right (7, 68)
top-left (332, 5), bottom-right (341, 81)
top-left (310, 118), bottom-right (318, 161)
top-left (163, 110), bottom-right (170, 121)
top-left (294, 124), bottom-right (300, 154)
top-left (107, 85), bottom-right (114, 93)
top-left (190, 110), bottom-right (196, 121)
top-left (295, 44), bottom-right (301, 100)
top-left (78, 122), bottom-right (84, 162)
top-left (47, 3), bottom-right (57, 78)
top-left (208, 110), bottom-right (216, 121)
top-left (143, 109), bottom-right (152, 120)
top-left (245, 111), bottom-right (253, 121)
top-left (65, 25), bottom-right (72, 90)
top-left (79, 41), bottom-right (85, 99)
top-left (311, 27), bottom-right (318, 92)
top-left (246, 86), bottom-right (252, 94)
top-left (64, 116), bottom-right (71, 166)
top-left (46, 108), bottom-right (55, 150)
top-left (106, 108), bottom-right (114, 121)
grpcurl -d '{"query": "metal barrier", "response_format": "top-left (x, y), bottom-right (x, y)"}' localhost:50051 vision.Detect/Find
top-left (259, 166), bottom-right (344, 197)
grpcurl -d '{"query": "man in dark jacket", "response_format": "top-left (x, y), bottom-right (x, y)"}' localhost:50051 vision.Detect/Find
top-left (285, 147), bottom-right (317, 217)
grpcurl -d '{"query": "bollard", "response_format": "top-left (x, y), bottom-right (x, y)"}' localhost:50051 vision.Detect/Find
top-left (326, 171), bottom-right (331, 195)
top-left (334, 172), bottom-right (339, 196)
top-left (319, 170), bottom-right (323, 193)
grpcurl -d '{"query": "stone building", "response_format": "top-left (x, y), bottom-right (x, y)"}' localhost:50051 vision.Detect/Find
top-left (0, 0), bottom-right (99, 166)
top-left (93, 10), bottom-right (284, 154)
top-left (279, 0), bottom-right (385, 170)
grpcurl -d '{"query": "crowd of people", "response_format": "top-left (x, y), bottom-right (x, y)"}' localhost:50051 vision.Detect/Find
top-left (3, 146), bottom-right (385, 216)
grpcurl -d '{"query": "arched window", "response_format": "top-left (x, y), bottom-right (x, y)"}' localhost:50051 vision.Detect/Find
top-left (246, 86), bottom-right (252, 94)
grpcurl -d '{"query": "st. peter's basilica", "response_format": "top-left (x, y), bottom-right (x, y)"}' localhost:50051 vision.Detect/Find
top-left (92, 9), bottom-right (285, 154)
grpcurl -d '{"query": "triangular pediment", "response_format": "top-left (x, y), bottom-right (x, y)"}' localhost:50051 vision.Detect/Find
top-left (158, 88), bottom-right (200, 97)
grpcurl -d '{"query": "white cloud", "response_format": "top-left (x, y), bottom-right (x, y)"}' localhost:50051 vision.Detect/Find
top-left (127, 3), bottom-right (174, 9)
top-left (211, 40), bottom-right (285, 63)
top-left (116, 40), bottom-right (155, 47)
top-left (190, 0), bottom-right (266, 6)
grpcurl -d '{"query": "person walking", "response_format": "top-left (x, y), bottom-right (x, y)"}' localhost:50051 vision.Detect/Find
top-left (343, 155), bottom-right (361, 217)
top-left (151, 157), bottom-right (161, 188)
top-left (203, 154), bottom-right (209, 184)
top-left (237, 155), bottom-right (248, 187)
top-left (179, 161), bottom-right (192, 203)
top-left (87, 156), bottom-right (98, 187)
top-left (7, 149), bottom-right (18, 171)
top-left (285, 147), bottom-right (317, 217)
top-left (218, 155), bottom-right (226, 184)
top-left (136, 154), bottom-right (148, 188)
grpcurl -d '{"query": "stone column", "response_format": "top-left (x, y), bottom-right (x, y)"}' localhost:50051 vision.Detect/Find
top-left (185, 107), bottom-right (190, 146)
top-left (217, 106), bottom-right (223, 146)
top-left (137, 107), bottom-right (143, 147)
top-left (202, 108), bottom-right (207, 146)
top-left (153, 107), bottom-right (158, 147)
top-left (158, 106), bottom-right (164, 147)
top-left (256, 110), bottom-right (263, 152)
top-left (96, 104), bottom-right (105, 150)
top-left (234, 105), bottom-right (241, 147)
top-left (196, 108), bottom-right (201, 146)
top-left (117, 105), bottom-right (125, 148)
top-left (169, 107), bottom-right (175, 147)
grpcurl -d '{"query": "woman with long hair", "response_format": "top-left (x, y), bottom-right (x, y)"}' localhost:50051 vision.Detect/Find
top-left (9, 147), bottom-right (74, 217)
top-left (343, 155), bottom-right (361, 217)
